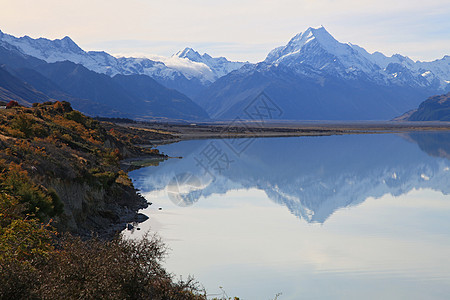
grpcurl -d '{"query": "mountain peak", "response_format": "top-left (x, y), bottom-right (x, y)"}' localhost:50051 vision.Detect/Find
top-left (305, 25), bottom-right (328, 34)
top-left (175, 47), bottom-right (202, 60)
top-left (265, 26), bottom-right (339, 64)
top-left (264, 25), bottom-right (385, 75)
top-left (289, 26), bottom-right (337, 51)
top-left (60, 35), bottom-right (79, 47)
top-left (62, 36), bottom-right (73, 41)
top-left (171, 47), bottom-right (246, 81)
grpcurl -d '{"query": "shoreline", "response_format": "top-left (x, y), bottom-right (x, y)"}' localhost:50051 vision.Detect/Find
top-left (120, 121), bottom-right (450, 145)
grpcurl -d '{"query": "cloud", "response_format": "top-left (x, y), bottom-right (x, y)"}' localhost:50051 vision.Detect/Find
top-left (152, 55), bottom-right (215, 82)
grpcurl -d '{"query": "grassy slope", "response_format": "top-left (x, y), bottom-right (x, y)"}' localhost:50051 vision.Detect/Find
top-left (408, 92), bottom-right (450, 121)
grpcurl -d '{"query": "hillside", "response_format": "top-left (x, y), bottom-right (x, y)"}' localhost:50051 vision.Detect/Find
top-left (400, 92), bottom-right (450, 121)
top-left (0, 65), bottom-right (50, 106)
top-left (0, 101), bottom-right (172, 236)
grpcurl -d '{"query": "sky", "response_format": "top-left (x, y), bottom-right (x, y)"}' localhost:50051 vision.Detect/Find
top-left (0, 0), bottom-right (449, 63)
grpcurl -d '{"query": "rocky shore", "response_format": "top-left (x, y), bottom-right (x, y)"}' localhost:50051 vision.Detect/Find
top-left (0, 101), bottom-right (172, 239)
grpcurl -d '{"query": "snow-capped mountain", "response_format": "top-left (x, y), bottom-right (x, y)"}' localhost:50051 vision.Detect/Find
top-left (0, 30), bottom-right (246, 98)
top-left (265, 26), bottom-right (378, 75)
top-left (350, 44), bottom-right (449, 90)
top-left (195, 26), bottom-right (449, 120)
top-left (265, 26), bottom-right (448, 90)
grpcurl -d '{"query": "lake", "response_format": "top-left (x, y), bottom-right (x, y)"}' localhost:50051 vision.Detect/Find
top-left (124, 132), bottom-right (450, 299)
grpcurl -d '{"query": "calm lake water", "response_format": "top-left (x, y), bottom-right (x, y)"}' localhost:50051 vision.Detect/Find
top-left (125, 132), bottom-right (450, 300)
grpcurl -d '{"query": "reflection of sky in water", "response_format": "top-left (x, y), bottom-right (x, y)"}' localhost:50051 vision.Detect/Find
top-left (125, 133), bottom-right (450, 299)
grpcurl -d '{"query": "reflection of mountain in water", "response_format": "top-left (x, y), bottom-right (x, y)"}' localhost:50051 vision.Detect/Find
top-left (405, 132), bottom-right (450, 160)
top-left (130, 133), bottom-right (450, 223)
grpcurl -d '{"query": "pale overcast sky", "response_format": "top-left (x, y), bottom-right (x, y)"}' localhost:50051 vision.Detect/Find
top-left (0, 0), bottom-right (449, 62)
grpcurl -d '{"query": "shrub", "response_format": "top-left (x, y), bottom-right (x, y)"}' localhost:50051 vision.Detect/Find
top-left (0, 232), bottom-right (206, 300)
top-left (65, 110), bottom-right (85, 125)
top-left (31, 123), bottom-right (48, 138)
top-left (11, 114), bottom-right (35, 138)
top-left (1, 163), bottom-right (62, 220)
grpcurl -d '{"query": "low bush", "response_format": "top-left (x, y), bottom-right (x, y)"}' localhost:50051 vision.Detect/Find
top-left (0, 232), bottom-right (206, 300)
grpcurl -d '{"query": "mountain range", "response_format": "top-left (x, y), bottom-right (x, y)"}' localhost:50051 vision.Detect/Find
top-left (0, 37), bottom-right (208, 120)
top-left (0, 30), bottom-right (245, 98)
top-left (0, 27), bottom-right (449, 121)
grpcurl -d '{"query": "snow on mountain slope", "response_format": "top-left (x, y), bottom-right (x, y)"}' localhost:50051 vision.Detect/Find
top-left (0, 30), bottom-right (84, 62)
top-left (0, 29), bottom-right (185, 80)
top-left (265, 26), bottom-right (378, 75)
top-left (174, 47), bottom-right (247, 80)
top-left (350, 42), bottom-right (449, 89)
top-left (349, 44), bottom-right (416, 70)
top-left (417, 56), bottom-right (450, 89)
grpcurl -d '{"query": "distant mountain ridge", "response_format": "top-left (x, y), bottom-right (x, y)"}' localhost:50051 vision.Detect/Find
top-left (0, 30), bottom-right (245, 98)
top-left (0, 41), bottom-right (209, 120)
